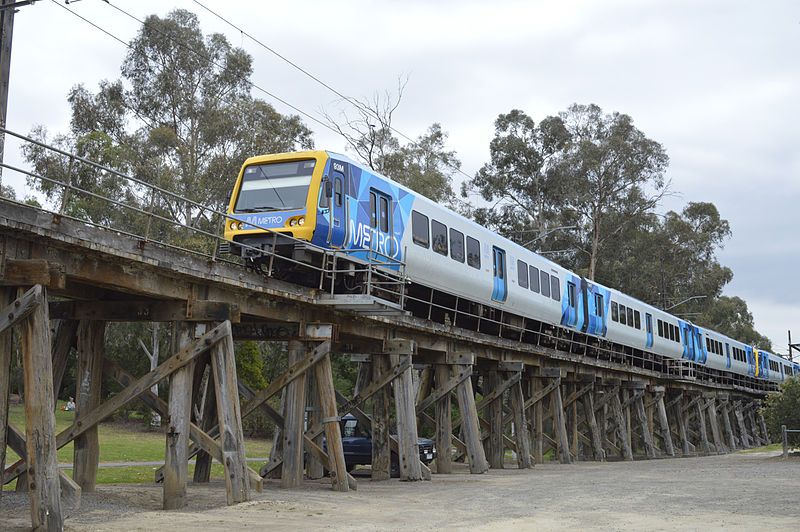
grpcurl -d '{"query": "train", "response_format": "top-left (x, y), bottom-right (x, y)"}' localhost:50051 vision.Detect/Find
top-left (222, 150), bottom-right (799, 390)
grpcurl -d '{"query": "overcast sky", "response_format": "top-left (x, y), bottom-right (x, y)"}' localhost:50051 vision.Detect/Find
top-left (4, 0), bottom-right (799, 352)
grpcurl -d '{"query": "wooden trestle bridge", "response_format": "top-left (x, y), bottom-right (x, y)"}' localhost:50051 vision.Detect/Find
top-left (0, 194), bottom-right (772, 530)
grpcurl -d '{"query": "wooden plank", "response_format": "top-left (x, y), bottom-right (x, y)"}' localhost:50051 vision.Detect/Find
top-left (633, 392), bottom-right (656, 459)
top-left (210, 326), bottom-right (250, 504)
top-left (49, 300), bottom-right (241, 323)
top-left (314, 352), bottom-right (349, 491)
top-left (74, 320), bottom-right (105, 491)
top-left (705, 398), bottom-right (726, 454)
top-left (416, 365), bottom-right (471, 414)
top-left (453, 363), bottom-right (488, 474)
top-left (0, 259), bottom-right (50, 287)
top-left (306, 370), bottom-right (324, 480)
top-left (524, 377), bottom-right (560, 412)
top-left (434, 364), bottom-right (453, 474)
top-left (372, 355), bottom-right (391, 481)
top-left (0, 283), bottom-right (42, 335)
top-left (163, 322), bottom-right (195, 510)
top-left (20, 285), bottom-right (63, 531)
top-left (655, 392), bottom-right (675, 457)
top-left (485, 369), bottom-right (505, 469)
top-left (734, 404), bottom-right (750, 447)
top-left (392, 354), bottom-right (423, 480)
top-left (193, 359), bottom-right (216, 483)
top-left (281, 340), bottom-right (307, 488)
top-left (720, 401), bottom-right (736, 451)
top-left (552, 380), bottom-right (572, 464)
top-left (610, 388), bottom-right (633, 461)
top-left (0, 287), bottom-right (12, 497)
top-left (582, 392), bottom-right (605, 461)
top-left (452, 372), bottom-right (521, 432)
top-left (509, 378), bottom-right (533, 469)
top-left (695, 399), bottom-right (713, 455)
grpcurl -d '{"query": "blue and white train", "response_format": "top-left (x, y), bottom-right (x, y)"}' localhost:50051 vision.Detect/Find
top-left (223, 150), bottom-right (798, 389)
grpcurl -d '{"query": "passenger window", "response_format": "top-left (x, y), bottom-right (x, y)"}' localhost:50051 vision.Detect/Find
top-left (657, 319), bottom-right (663, 337)
top-left (646, 314), bottom-right (652, 334)
top-left (466, 237), bottom-right (481, 269)
top-left (369, 192), bottom-right (377, 228)
top-left (619, 305), bottom-right (627, 325)
top-left (431, 220), bottom-right (448, 256)
top-left (634, 310), bottom-right (641, 330)
top-left (334, 176), bottom-right (343, 207)
top-left (529, 265), bottom-right (540, 293)
top-left (611, 302), bottom-right (619, 322)
top-left (551, 275), bottom-right (560, 301)
top-left (540, 271), bottom-right (551, 298)
top-left (518, 260), bottom-right (529, 289)
top-left (379, 196), bottom-right (389, 232)
top-left (412, 210), bottom-right (429, 248)
top-left (595, 294), bottom-right (604, 317)
top-left (450, 228), bottom-right (465, 263)
top-left (626, 307), bottom-right (634, 327)
top-left (567, 282), bottom-right (576, 307)
top-left (669, 324), bottom-right (675, 342)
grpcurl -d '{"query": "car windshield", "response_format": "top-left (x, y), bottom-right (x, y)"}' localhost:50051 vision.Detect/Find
top-left (234, 159), bottom-right (315, 213)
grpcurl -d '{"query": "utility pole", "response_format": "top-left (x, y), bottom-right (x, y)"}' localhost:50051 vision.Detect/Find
top-left (0, 0), bottom-right (37, 189)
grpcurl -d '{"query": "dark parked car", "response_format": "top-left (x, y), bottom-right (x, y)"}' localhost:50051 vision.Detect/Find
top-left (339, 414), bottom-right (436, 475)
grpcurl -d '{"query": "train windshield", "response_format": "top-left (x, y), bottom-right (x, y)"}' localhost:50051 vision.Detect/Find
top-left (234, 160), bottom-right (316, 213)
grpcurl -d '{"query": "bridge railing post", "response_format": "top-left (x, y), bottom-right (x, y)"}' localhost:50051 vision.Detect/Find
top-left (782, 425), bottom-right (788, 459)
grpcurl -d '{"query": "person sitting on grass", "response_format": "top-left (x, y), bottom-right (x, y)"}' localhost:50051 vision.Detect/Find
top-left (64, 397), bottom-right (75, 412)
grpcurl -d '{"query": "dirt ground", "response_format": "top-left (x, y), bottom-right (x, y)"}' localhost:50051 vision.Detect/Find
top-left (2, 450), bottom-right (798, 531)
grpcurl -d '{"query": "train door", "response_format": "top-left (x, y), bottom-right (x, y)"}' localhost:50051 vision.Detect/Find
top-left (725, 342), bottom-right (731, 369)
top-left (491, 247), bottom-right (507, 302)
top-left (645, 313), bottom-right (653, 348)
top-left (327, 160), bottom-right (348, 248)
top-left (368, 189), bottom-right (394, 260)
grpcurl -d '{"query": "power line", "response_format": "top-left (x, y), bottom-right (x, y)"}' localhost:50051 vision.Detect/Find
top-left (190, 0), bottom-right (475, 184)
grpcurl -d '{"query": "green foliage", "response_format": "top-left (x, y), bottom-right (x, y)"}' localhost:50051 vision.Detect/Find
top-left (763, 378), bottom-right (800, 445)
top-left (235, 341), bottom-right (267, 390)
top-left (695, 296), bottom-right (772, 351)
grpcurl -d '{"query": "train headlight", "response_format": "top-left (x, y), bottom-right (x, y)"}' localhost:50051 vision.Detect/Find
top-left (229, 221), bottom-right (237, 231)
top-left (289, 218), bottom-right (298, 227)
top-left (298, 217), bottom-right (305, 226)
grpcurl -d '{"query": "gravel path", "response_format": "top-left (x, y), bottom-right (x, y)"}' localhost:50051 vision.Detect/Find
top-left (1, 450), bottom-right (797, 531)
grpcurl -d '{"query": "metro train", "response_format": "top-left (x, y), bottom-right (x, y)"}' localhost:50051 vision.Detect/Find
top-left (223, 150), bottom-right (799, 389)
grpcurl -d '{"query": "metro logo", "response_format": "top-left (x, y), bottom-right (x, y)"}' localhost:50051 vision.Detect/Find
top-left (349, 220), bottom-right (400, 259)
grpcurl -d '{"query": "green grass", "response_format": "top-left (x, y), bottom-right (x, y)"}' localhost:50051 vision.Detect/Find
top-left (738, 443), bottom-right (782, 453)
top-left (3, 402), bottom-right (272, 488)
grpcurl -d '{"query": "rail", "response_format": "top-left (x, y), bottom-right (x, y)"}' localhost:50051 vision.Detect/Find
top-left (781, 425), bottom-right (800, 458)
top-left (0, 127), bottom-right (407, 308)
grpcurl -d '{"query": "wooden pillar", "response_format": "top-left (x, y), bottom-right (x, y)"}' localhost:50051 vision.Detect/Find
top-left (695, 398), bottom-right (712, 455)
top-left (758, 411), bottom-right (769, 444)
top-left (509, 376), bottom-right (532, 469)
top-left (20, 286), bottom-right (63, 530)
top-left (454, 363), bottom-right (488, 474)
top-left (582, 391), bottom-right (605, 461)
top-left (632, 390), bottom-right (656, 459)
top-left (569, 383), bottom-right (579, 459)
top-left (371, 355), bottom-right (391, 481)
top-left (306, 370), bottom-right (325, 480)
top-left (193, 360), bottom-right (216, 483)
top-left (654, 391), bottom-right (675, 457)
top-left (434, 364), bottom-right (453, 474)
top-left (720, 399), bottom-right (736, 451)
top-left (552, 379), bottom-right (572, 464)
top-left (392, 352), bottom-right (423, 481)
top-left (73, 320), bottom-right (105, 492)
top-left (51, 319), bottom-right (78, 402)
top-left (163, 322), bottom-right (195, 510)
top-left (705, 397), bottom-right (726, 453)
top-left (747, 407), bottom-right (761, 446)
top-left (315, 352), bottom-right (349, 491)
top-left (264, 388), bottom-right (285, 478)
top-left (485, 369), bottom-right (504, 469)
top-left (210, 324), bottom-right (250, 504)
top-left (531, 376), bottom-right (544, 465)
top-left (0, 287), bottom-right (13, 498)
top-left (734, 403), bottom-right (750, 447)
top-left (281, 339), bottom-right (307, 488)
top-left (610, 388), bottom-right (633, 461)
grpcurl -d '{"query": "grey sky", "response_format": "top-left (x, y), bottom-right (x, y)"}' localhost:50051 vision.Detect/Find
top-left (4, 0), bottom-right (799, 351)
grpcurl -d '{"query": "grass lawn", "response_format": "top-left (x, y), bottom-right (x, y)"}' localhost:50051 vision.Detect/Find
top-left (2, 401), bottom-right (272, 488)
top-left (738, 443), bottom-right (782, 453)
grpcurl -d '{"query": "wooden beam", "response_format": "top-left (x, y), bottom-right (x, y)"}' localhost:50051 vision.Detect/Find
top-left (695, 399), bottom-right (713, 455)
top-left (0, 283), bottom-right (42, 335)
top-left (509, 377), bottom-right (533, 469)
top-left (484, 369), bottom-right (505, 469)
top-left (337, 355), bottom-right (411, 418)
top-left (49, 300), bottom-right (241, 323)
top-left (73, 320), bottom-right (105, 491)
top-left (163, 322), bottom-right (195, 510)
top-left (314, 352), bottom-right (349, 491)
top-left (552, 379), bottom-right (572, 464)
top-left (453, 363), bottom-right (488, 474)
top-left (0, 287), bottom-right (12, 498)
top-left (609, 388), bottom-right (633, 461)
top-left (51, 319), bottom-right (77, 401)
top-left (416, 365), bottom-right (471, 414)
top-left (705, 398), bottom-right (726, 454)
top-left (372, 355), bottom-right (391, 481)
top-left (655, 392), bottom-right (675, 457)
top-left (281, 339), bottom-right (307, 488)
top-left (434, 364), bottom-right (453, 474)
top-left (392, 353), bottom-right (423, 480)
top-left (582, 392), bottom-right (605, 461)
top-left (1, 259), bottom-right (49, 286)
top-left (20, 285), bottom-right (63, 531)
top-left (210, 326), bottom-right (250, 504)
top-left (633, 392), bottom-right (656, 459)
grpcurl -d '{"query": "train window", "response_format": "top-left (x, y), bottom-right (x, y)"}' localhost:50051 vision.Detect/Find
top-left (668, 324), bottom-right (675, 341)
top-left (611, 302), bottom-right (619, 322)
top-left (626, 307), bottom-right (634, 328)
top-left (619, 305), bottom-right (627, 326)
top-left (529, 265), bottom-right (540, 293)
top-left (379, 196), bottom-right (389, 232)
top-left (466, 236), bottom-right (481, 269)
top-left (518, 260), bottom-right (529, 289)
top-left (657, 319), bottom-right (663, 337)
top-left (369, 192), bottom-right (377, 228)
top-left (431, 220), bottom-right (448, 256)
top-left (551, 275), bottom-right (560, 301)
top-left (412, 210), bottom-right (429, 248)
top-left (334, 176), bottom-right (343, 207)
top-left (634, 310), bottom-right (641, 330)
top-left (540, 271), bottom-right (551, 298)
top-left (567, 282), bottom-right (576, 307)
top-left (595, 294), bottom-right (604, 317)
top-left (705, 338), bottom-right (710, 351)
top-left (645, 313), bottom-right (653, 334)
top-left (450, 229), bottom-right (465, 263)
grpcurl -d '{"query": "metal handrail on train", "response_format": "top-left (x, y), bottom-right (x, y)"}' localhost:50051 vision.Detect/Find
top-left (0, 127), bottom-right (407, 305)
